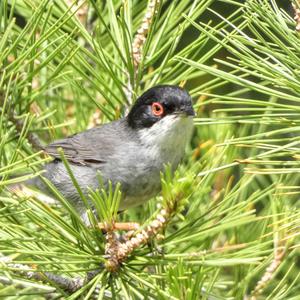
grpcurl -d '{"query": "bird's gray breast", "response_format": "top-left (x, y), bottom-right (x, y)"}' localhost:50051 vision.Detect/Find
top-left (99, 142), bottom-right (163, 210)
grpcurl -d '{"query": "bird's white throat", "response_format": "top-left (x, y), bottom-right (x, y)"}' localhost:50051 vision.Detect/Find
top-left (138, 115), bottom-right (194, 167)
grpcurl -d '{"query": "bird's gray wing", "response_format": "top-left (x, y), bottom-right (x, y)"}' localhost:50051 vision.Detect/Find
top-left (44, 121), bottom-right (124, 165)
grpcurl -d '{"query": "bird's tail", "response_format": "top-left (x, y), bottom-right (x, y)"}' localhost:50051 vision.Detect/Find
top-left (1, 175), bottom-right (57, 205)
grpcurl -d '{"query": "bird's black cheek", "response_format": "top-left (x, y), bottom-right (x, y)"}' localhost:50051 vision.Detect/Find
top-left (135, 113), bottom-right (159, 128)
top-left (128, 106), bottom-right (160, 129)
top-left (164, 104), bottom-right (176, 114)
top-left (141, 116), bottom-right (159, 128)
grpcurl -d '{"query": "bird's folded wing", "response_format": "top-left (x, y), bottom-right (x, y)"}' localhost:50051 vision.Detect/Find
top-left (44, 120), bottom-right (126, 165)
top-left (44, 131), bottom-right (107, 165)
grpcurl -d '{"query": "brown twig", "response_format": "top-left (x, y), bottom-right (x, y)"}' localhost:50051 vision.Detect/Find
top-left (0, 255), bottom-right (101, 294)
top-left (9, 112), bottom-right (43, 150)
top-left (105, 206), bottom-right (174, 272)
top-left (87, 109), bottom-right (102, 129)
top-left (250, 241), bottom-right (286, 300)
top-left (293, 2), bottom-right (300, 31)
top-left (98, 222), bottom-right (140, 231)
top-left (0, 92), bottom-right (43, 151)
top-left (125, 0), bottom-right (160, 105)
top-left (66, 0), bottom-right (89, 24)
top-left (132, 0), bottom-right (159, 70)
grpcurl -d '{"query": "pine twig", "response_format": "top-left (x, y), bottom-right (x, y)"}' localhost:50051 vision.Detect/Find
top-left (104, 168), bottom-right (189, 272)
top-left (293, 1), bottom-right (300, 31)
top-left (132, 0), bottom-right (159, 70)
top-left (0, 92), bottom-right (43, 151)
top-left (9, 112), bottom-right (43, 150)
top-left (105, 208), bottom-right (169, 272)
top-left (124, 0), bottom-right (160, 105)
top-left (250, 242), bottom-right (286, 300)
top-left (87, 109), bottom-right (102, 129)
top-left (0, 255), bottom-right (101, 294)
top-left (105, 187), bottom-right (185, 272)
top-left (66, 0), bottom-right (88, 24)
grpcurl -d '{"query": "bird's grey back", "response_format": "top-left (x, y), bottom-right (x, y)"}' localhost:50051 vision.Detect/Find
top-left (44, 119), bottom-right (135, 165)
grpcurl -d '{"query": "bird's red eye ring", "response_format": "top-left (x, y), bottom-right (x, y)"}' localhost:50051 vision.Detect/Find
top-left (151, 102), bottom-right (164, 116)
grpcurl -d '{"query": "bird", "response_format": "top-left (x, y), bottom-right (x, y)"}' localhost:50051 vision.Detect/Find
top-left (23, 85), bottom-right (195, 223)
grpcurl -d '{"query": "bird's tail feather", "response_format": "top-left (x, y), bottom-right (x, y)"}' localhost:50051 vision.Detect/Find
top-left (2, 175), bottom-right (57, 205)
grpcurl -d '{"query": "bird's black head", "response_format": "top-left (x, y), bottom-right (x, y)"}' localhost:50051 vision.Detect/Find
top-left (127, 85), bottom-right (195, 129)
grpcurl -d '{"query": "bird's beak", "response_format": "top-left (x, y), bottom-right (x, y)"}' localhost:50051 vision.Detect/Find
top-left (186, 106), bottom-right (196, 117)
top-left (180, 104), bottom-right (195, 117)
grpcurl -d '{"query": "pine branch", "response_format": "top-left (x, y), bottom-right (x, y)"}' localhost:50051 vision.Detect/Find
top-left (0, 92), bottom-right (43, 151)
top-left (124, 0), bottom-right (159, 105)
top-left (132, 0), bottom-right (160, 70)
top-left (250, 246), bottom-right (286, 300)
top-left (105, 208), bottom-right (169, 272)
top-left (293, 1), bottom-right (300, 31)
top-left (0, 255), bottom-right (102, 295)
top-left (104, 168), bottom-right (188, 272)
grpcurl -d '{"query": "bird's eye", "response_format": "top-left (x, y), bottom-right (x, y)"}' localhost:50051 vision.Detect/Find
top-left (151, 102), bottom-right (164, 117)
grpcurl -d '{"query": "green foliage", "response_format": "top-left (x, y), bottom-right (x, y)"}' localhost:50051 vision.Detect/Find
top-left (0, 0), bottom-right (300, 299)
